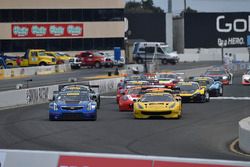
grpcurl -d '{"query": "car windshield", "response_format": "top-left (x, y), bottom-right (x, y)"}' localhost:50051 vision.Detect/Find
top-left (37, 51), bottom-right (47, 56)
top-left (127, 89), bottom-right (141, 95)
top-left (205, 71), bottom-right (226, 75)
top-left (157, 74), bottom-right (176, 79)
top-left (141, 94), bottom-right (174, 102)
top-left (57, 92), bottom-right (89, 102)
top-left (161, 46), bottom-right (172, 54)
top-left (196, 80), bottom-right (212, 87)
top-left (177, 83), bottom-right (199, 91)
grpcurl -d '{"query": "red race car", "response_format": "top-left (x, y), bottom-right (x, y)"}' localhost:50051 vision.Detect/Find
top-left (118, 87), bottom-right (142, 112)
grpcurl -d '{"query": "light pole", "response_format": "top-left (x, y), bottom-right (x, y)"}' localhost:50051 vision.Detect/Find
top-left (218, 40), bottom-right (227, 65)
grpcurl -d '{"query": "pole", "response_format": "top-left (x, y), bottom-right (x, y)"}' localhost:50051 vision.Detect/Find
top-left (221, 45), bottom-right (224, 65)
top-left (144, 43), bottom-right (148, 73)
top-left (184, 0), bottom-right (187, 11)
top-left (168, 0), bottom-right (172, 13)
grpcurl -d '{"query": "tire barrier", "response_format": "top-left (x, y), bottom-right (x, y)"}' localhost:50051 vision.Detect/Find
top-left (239, 117), bottom-right (250, 154)
top-left (0, 149), bottom-right (249, 167)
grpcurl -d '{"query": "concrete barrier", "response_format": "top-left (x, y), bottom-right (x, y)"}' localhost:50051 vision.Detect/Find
top-left (89, 77), bottom-right (124, 94)
top-left (239, 117), bottom-right (250, 154)
top-left (0, 149), bottom-right (249, 167)
top-left (0, 85), bottom-right (58, 110)
top-left (0, 64), bottom-right (71, 80)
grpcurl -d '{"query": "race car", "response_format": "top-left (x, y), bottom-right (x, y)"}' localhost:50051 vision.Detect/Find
top-left (118, 87), bottom-right (143, 112)
top-left (56, 84), bottom-right (101, 109)
top-left (49, 91), bottom-right (97, 121)
top-left (145, 87), bottom-right (182, 101)
top-left (190, 77), bottom-right (223, 97)
top-left (118, 85), bottom-right (166, 111)
top-left (133, 93), bottom-right (182, 119)
top-left (242, 70), bottom-right (250, 85)
top-left (202, 69), bottom-right (233, 85)
top-left (176, 82), bottom-right (210, 103)
top-left (156, 72), bottom-right (184, 88)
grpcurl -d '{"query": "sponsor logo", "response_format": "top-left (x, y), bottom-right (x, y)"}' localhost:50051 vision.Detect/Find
top-left (216, 15), bottom-right (250, 33)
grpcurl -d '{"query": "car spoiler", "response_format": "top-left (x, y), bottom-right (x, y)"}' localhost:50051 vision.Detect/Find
top-left (58, 83), bottom-right (99, 91)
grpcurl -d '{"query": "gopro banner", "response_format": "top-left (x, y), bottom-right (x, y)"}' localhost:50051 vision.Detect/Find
top-left (12, 23), bottom-right (84, 38)
top-left (185, 12), bottom-right (250, 48)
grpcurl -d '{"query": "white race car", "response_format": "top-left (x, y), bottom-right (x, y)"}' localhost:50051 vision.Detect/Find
top-left (242, 71), bottom-right (250, 85)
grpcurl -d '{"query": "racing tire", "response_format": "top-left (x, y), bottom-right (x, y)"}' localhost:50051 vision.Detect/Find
top-left (39, 62), bottom-right (47, 66)
top-left (200, 95), bottom-right (206, 103)
top-left (161, 59), bottom-right (168, 64)
top-left (219, 87), bottom-right (223, 96)
top-left (94, 62), bottom-right (102, 68)
top-left (205, 92), bottom-right (210, 102)
top-left (49, 115), bottom-right (56, 121)
top-left (136, 58), bottom-right (143, 64)
top-left (91, 115), bottom-right (97, 121)
top-left (170, 62), bottom-right (177, 65)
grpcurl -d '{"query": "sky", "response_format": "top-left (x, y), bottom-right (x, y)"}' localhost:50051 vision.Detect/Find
top-left (126, 0), bottom-right (250, 14)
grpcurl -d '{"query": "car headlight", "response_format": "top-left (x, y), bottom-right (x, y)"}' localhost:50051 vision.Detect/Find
top-left (87, 103), bottom-right (96, 110)
top-left (137, 103), bottom-right (144, 109)
top-left (169, 103), bottom-right (176, 109)
top-left (49, 103), bottom-right (58, 111)
top-left (222, 76), bottom-right (228, 80)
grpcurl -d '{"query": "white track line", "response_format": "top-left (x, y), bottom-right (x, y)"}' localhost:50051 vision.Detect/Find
top-left (101, 96), bottom-right (250, 100)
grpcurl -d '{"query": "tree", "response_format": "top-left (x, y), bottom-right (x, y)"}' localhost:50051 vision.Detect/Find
top-left (180, 6), bottom-right (198, 16)
top-left (125, 0), bottom-right (164, 14)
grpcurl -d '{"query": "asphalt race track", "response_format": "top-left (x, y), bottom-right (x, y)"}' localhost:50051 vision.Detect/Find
top-left (0, 75), bottom-right (250, 162)
top-left (0, 61), bottom-right (220, 91)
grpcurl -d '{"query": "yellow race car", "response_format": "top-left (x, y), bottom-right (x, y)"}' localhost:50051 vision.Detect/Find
top-left (133, 93), bottom-right (182, 119)
top-left (176, 82), bottom-right (210, 103)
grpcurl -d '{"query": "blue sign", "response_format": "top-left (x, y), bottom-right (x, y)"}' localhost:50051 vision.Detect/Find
top-left (114, 47), bottom-right (121, 61)
top-left (247, 35), bottom-right (250, 46)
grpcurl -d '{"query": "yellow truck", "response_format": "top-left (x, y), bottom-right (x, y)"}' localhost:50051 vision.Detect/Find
top-left (14, 49), bottom-right (57, 67)
top-left (45, 51), bottom-right (71, 64)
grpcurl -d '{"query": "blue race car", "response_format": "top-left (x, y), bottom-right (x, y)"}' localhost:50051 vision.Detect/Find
top-left (49, 91), bottom-right (97, 121)
top-left (191, 77), bottom-right (223, 97)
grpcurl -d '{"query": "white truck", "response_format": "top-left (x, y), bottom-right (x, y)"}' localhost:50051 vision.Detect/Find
top-left (132, 42), bottom-right (179, 65)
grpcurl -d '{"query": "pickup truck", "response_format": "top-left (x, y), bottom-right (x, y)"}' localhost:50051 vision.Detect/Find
top-left (75, 51), bottom-right (113, 68)
top-left (45, 51), bottom-right (71, 64)
top-left (6, 49), bottom-right (56, 67)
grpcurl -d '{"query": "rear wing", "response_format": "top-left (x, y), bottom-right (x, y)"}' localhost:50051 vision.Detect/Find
top-left (58, 83), bottom-right (99, 93)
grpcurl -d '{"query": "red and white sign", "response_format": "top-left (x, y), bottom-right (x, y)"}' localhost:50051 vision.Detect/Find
top-left (57, 156), bottom-right (152, 167)
top-left (154, 161), bottom-right (241, 167)
top-left (11, 23), bottom-right (84, 38)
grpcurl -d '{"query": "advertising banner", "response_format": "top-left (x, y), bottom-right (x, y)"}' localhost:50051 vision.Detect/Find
top-left (154, 161), bottom-right (241, 167)
top-left (12, 23), bottom-right (84, 38)
top-left (57, 156), bottom-right (152, 167)
top-left (185, 12), bottom-right (250, 48)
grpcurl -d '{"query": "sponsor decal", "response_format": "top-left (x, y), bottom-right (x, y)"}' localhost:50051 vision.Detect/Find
top-left (26, 87), bottom-right (49, 104)
top-left (216, 15), bottom-right (250, 33)
top-left (57, 156), bottom-right (152, 167)
top-left (0, 152), bottom-right (6, 167)
top-left (12, 23), bottom-right (84, 38)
